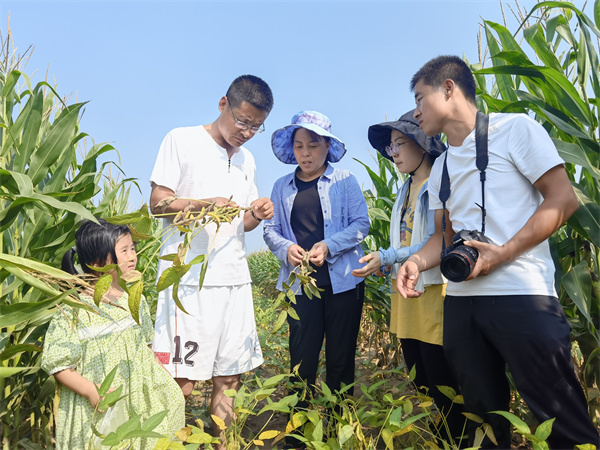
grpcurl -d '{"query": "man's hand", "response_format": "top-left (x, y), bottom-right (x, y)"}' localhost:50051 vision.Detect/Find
top-left (251, 197), bottom-right (274, 221)
top-left (396, 261), bottom-right (423, 298)
top-left (463, 240), bottom-right (509, 280)
top-left (287, 244), bottom-right (304, 267)
top-left (352, 252), bottom-right (382, 278)
top-left (309, 241), bottom-right (329, 267)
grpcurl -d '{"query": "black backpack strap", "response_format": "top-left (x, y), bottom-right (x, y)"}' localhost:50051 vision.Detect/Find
top-left (475, 111), bottom-right (489, 234)
top-left (440, 153), bottom-right (450, 253)
top-left (439, 111), bottom-right (489, 255)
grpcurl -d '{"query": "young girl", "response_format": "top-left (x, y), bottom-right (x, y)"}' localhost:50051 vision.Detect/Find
top-left (353, 110), bottom-right (465, 445)
top-left (41, 219), bottom-right (185, 450)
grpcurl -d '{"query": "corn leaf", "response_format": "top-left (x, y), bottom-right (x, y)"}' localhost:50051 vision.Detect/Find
top-left (28, 103), bottom-right (85, 186)
top-left (562, 261), bottom-right (594, 326)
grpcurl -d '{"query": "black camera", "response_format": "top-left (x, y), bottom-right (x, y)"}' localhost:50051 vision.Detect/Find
top-left (440, 229), bottom-right (492, 282)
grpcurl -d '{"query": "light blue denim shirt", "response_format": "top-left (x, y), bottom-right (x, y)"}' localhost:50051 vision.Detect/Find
top-left (379, 180), bottom-right (434, 267)
top-left (264, 164), bottom-right (370, 294)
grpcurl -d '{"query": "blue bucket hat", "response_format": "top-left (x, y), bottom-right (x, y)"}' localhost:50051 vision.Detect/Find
top-left (368, 109), bottom-right (446, 161)
top-left (271, 111), bottom-right (346, 165)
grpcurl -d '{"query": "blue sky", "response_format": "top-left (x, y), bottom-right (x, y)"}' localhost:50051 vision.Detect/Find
top-left (1, 0), bottom-right (572, 252)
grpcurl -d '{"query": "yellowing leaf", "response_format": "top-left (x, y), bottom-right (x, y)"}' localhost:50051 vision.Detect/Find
top-left (483, 423), bottom-right (498, 445)
top-left (194, 418), bottom-right (204, 430)
top-left (94, 274), bottom-right (112, 306)
top-left (151, 437), bottom-right (170, 450)
top-left (171, 281), bottom-right (190, 315)
top-left (393, 424), bottom-right (414, 436)
top-left (258, 430), bottom-right (279, 440)
top-left (252, 440), bottom-right (264, 446)
top-left (381, 427), bottom-right (393, 448)
top-left (156, 267), bottom-right (180, 292)
top-left (175, 427), bottom-right (192, 441)
top-left (463, 412), bottom-right (484, 423)
top-left (121, 269), bottom-right (142, 283)
top-left (437, 385), bottom-right (457, 401)
top-left (273, 310), bottom-right (287, 332)
top-left (127, 279), bottom-right (143, 325)
top-left (186, 431), bottom-right (216, 444)
top-left (211, 414), bottom-right (226, 431)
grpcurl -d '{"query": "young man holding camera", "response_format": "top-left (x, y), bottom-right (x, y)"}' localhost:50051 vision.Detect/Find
top-left (396, 55), bottom-right (599, 449)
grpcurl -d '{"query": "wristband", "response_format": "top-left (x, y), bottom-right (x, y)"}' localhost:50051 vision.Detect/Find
top-left (251, 209), bottom-right (262, 223)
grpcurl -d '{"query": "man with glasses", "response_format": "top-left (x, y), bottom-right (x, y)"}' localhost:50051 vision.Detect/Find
top-left (149, 75), bottom-right (274, 448)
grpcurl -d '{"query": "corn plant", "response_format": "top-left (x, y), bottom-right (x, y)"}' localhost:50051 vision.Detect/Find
top-left (0, 27), bottom-right (136, 448)
top-left (469, 0), bottom-right (600, 425)
top-left (355, 153), bottom-right (403, 369)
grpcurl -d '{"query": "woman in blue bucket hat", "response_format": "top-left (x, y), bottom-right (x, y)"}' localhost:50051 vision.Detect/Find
top-left (353, 109), bottom-right (466, 446)
top-left (264, 111), bottom-right (369, 427)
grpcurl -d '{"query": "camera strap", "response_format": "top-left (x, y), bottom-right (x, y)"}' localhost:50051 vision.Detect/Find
top-left (439, 110), bottom-right (489, 253)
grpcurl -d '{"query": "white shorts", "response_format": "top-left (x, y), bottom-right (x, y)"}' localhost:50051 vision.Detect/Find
top-left (153, 283), bottom-right (263, 380)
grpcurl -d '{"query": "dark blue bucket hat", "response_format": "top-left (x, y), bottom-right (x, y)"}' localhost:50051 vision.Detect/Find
top-left (271, 111), bottom-right (346, 165)
top-left (368, 109), bottom-right (446, 160)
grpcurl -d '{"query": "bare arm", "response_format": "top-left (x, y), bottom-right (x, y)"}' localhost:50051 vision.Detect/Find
top-left (465, 164), bottom-right (578, 279)
top-left (149, 183), bottom-right (236, 216)
top-left (53, 368), bottom-right (100, 408)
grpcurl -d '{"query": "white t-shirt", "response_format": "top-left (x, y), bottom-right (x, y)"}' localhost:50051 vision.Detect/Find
top-left (150, 125), bottom-right (258, 286)
top-left (428, 113), bottom-right (565, 296)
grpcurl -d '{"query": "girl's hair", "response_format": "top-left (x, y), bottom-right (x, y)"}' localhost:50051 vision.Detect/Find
top-left (62, 219), bottom-right (132, 275)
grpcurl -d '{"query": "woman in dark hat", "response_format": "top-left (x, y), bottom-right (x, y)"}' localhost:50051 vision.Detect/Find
top-left (264, 111), bottom-right (369, 415)
top-left (353, 109), bottom-right (465, 446)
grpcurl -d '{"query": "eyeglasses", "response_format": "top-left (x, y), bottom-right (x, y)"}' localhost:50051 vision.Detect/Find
top-left (228, 99), bottom-right (265, 134)
top-left (385, 141), bottom-right (410, 157)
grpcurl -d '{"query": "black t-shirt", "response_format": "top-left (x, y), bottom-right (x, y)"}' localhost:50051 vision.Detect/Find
top-left (291, 174), bottom-right (331, 287)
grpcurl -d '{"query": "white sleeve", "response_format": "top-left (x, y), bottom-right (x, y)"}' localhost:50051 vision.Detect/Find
top-left (507, 115), bottom-right (564, 184)
top-left (150, 131), bottom-right (181, 192)
top-left (427, 156), bottom-right (444, 210)
top-left (247, 164), bottom-right (259, 205)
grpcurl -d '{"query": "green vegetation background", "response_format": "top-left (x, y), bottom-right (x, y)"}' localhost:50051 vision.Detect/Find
top-left (1, 1), bottom-right (599, 449)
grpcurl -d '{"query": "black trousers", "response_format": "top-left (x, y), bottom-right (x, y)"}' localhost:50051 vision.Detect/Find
top-left (444, 295), bottom-right (599, 449)
top-left (401, 338), bottom-right (466, 445)
top-left (287, 282), bottom-right (364, 396)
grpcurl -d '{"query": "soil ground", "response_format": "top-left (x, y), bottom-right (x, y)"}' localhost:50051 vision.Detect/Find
top-left (184, 322), bottom-right (535, 450)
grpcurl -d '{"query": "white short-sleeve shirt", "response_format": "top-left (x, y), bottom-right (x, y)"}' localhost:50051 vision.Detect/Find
top-left (150, 125), bottom-right (258, 286)
top-left (428, 113), bottom-right (565, 296)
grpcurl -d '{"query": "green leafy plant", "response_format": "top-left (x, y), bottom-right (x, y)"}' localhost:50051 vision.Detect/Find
top-left (269, 251), bottom-right (322, 333)
top-left (0, 27), bottom-right (132, 447)
top-left (248, 249), bottom-right (281, 302)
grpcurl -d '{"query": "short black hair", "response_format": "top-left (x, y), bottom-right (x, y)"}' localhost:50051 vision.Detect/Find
top-left (226, 75), bottom-right (274, 113)
top-left (62, 218), bottom-right (131, 275)
top-left (410, 55), bottom-right (477, 104)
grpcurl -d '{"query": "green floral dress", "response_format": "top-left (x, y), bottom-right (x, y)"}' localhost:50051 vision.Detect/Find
top-left (41, 293), bottom-right (185, 450)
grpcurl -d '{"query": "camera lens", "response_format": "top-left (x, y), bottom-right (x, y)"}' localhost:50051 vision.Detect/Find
top-left (440, 246), bottom-right (479, 282)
